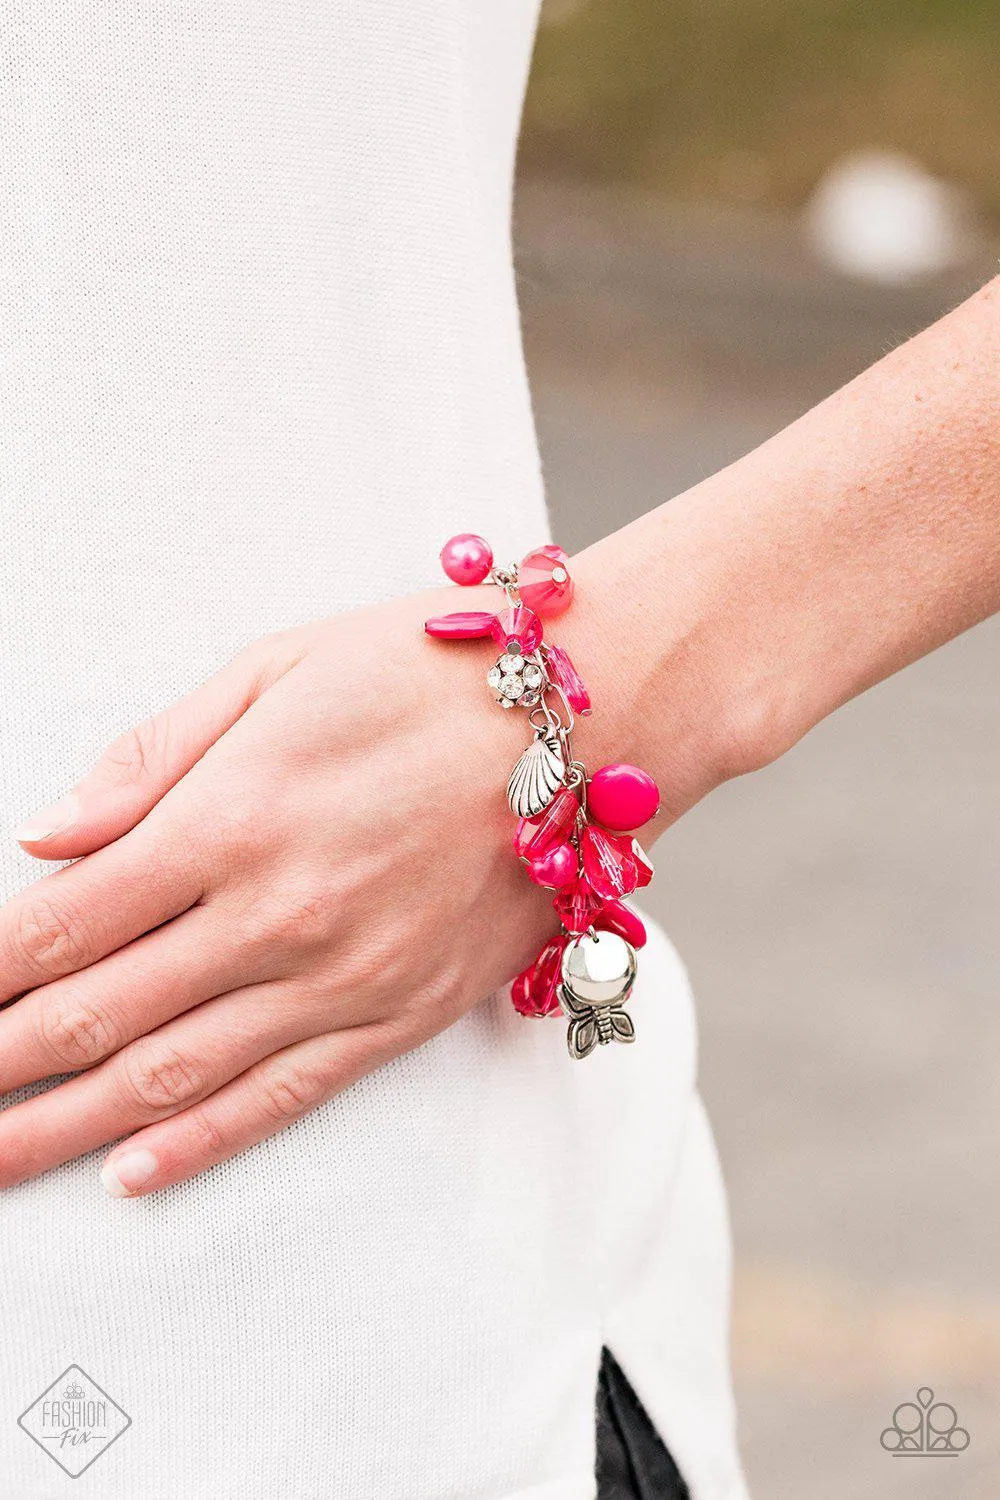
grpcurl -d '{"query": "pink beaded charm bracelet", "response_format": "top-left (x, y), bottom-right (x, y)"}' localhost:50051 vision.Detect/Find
top-left (425, 534), bottom-right (660, 1059)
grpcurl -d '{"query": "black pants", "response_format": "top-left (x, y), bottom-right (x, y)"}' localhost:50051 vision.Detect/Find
top-left (595, 1348), bottom-right (690, 1499)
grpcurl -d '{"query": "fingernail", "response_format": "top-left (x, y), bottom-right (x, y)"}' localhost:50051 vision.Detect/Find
top-left (15, 795), bottom-right (79, 844)
top-left (100, 1148), bottom-right (158, 1197)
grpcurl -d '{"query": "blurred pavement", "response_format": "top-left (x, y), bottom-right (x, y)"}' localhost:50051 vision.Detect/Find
top-left (517, 178), bottom-right (1000, 1498)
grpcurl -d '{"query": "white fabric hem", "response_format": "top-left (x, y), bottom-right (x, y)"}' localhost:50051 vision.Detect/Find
top-left (493, 1476), bottom-right (595, 1500)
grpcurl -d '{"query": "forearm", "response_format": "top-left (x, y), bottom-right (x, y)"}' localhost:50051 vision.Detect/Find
top-left (565, 276), bottom-right (1000, 818)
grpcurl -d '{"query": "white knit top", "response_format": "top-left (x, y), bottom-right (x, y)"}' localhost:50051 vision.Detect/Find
top-left (0, 6), bottom-right (746, 1497)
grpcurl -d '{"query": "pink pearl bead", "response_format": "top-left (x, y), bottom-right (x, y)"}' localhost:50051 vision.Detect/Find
top-left (586, 764), bottom-right (660, 832)
top-left (526, 840), bottom-right (578, 890)
top-left (440, 533), bottom-right (493, 586)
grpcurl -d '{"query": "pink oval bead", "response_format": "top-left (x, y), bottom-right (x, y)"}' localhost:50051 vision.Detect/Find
top-left (526, 841), bottom-right (578, 890)
top-left (544, 643), bottom-right (591, 716)
top-left (439, 533), bottom-right (493, 587)
top-left (491, 604), bottom-right (542, 653)
top-left (519, 544), bottom-right (574, 619)
top-left (586, 764), bottom-right (660, 831)
top-left (424, 610), bottom-right (497, 640)
top-left (594, 901), bottom-right (648, 950)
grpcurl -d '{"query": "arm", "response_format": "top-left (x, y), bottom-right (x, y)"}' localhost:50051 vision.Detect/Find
top-left (1, 278), bottom-right (997, 1194)
top-left (563, 275), bottom-right (1000, 821)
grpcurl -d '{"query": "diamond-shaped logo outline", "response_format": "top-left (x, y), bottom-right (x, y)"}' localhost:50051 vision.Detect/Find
top-left (18, 1363), bottom-right (131, 1479)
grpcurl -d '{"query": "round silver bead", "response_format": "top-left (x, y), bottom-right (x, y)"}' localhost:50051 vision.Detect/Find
top-left (560, 932), bottom-right (636, 1006)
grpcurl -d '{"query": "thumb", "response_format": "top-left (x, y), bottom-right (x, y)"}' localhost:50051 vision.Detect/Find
top-left (15, 634), bottom-right (303, 860)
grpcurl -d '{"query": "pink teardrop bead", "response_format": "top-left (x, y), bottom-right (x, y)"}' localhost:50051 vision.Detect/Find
top-left (518, 544), bottom-right (575, 619)
top-left (491, 604), bottom-right (542, 653)
top-left (424, 610), bottom-right (497, 640)
top-left (544, 643), bottom-right (591, 716)
top-left (581, 824), bottom-right (639, 901)
top-left (526, 840), bottom-right (579, 890)
top-left (513, 787), bottom-right (580, 860)
top-left (439, 533), bottom-right (493, 586)
top-left (594, 901), bottom-right (648, 949)
top-left (586, 763), bottom-right (660, 831)
top-left (553, 875), bottom-right (607, 934)
top-left (511, 935), bottom-right (567, 1017)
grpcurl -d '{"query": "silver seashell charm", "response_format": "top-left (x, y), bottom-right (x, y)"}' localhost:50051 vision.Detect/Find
top-left (506, 729), bottom-right (566, 818)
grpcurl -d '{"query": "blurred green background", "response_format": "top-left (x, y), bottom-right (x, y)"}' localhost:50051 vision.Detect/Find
top-left (523, 0), bottom-right (1000, 219)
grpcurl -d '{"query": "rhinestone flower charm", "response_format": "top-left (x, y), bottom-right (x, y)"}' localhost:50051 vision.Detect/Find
top-left (428, 531), bottom-right (660, 1059)
top-left (486, 646), bottom-right (546, 710)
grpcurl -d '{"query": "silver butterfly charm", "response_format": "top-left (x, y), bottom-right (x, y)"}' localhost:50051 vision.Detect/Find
top-left (562, 991), bottom-right (635, 1059)
top-left (559, 931), bottom-right (637, 1060)
top-left (506, 729), bottom-right (566, 818)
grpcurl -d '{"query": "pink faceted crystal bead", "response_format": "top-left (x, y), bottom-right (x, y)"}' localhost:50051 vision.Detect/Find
top-left (624, 836), bottom-right (654, 888)
top-left (544, 644), bottom-right (591, 716)
top-left (581, 824), bottom-right (639, 901)
top-left (513, 787), bottom-right (579, 861)
top-left (586, 763), bottom-right (660, 831)
top-left (511, 935), bottom-right (567, 1018)
top-left (526, 840), bottom-right (579, 890)
top-left (594, 901), bottom-right (648, 949)
top-left (518, 544), bottom-right (574, 619)
top-left (439, 533), bottom-right (493, 587)
top-left (510, 969), bottom-right (534, 1014)
top-left (424, 611), bottom-right (497, 640)
top-left (553, 875), bottom-right (606, 935)
top-left (491, 604), bottom-right (542, 654)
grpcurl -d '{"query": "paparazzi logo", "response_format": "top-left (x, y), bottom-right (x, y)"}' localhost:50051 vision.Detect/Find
top-left (880, 1386), bottom-right (970, 1457)
top-left (18, 1365), bottom-right (130, 1478)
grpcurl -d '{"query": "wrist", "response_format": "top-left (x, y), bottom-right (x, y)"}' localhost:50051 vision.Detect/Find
top-left (558, 463), bottom-right (816, 830)
top-left (555, 521), bottom-right (755, 831)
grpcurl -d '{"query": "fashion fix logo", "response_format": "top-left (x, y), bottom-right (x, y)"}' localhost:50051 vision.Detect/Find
top-left (18, 1364), bottom-right (131, 1478)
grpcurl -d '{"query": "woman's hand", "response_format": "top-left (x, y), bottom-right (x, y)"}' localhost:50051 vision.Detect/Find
top-left (13, 266), bottom-right (992, 1201)
top-left (4, 279), bottom-right (995, 1201)
top-left (0, 583), bottom-right (653, 1196)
